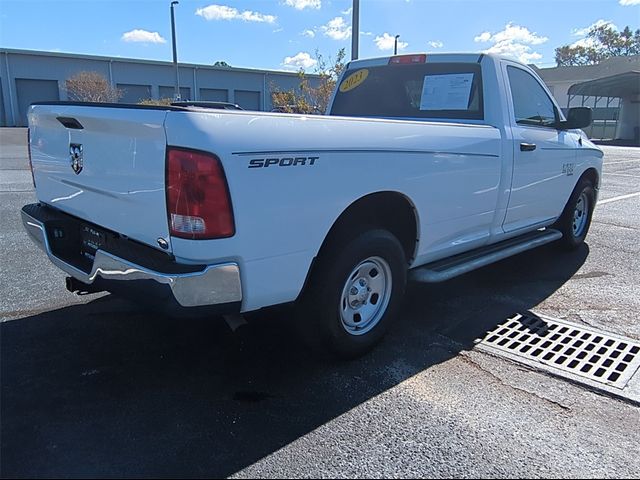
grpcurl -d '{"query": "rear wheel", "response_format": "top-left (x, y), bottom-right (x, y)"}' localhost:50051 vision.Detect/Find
top-left (339, 255), bottom-right (394, 336)
top-left (300, 229), bottom-right (407, 359)
top-left (554, 177), bottom-right (595, 250)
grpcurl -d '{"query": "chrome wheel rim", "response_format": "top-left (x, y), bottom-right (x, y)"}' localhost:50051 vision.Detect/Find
top-left (339, 256), bottom-right (392, 336)
top-left (573, 192), bottom-right (589, 238)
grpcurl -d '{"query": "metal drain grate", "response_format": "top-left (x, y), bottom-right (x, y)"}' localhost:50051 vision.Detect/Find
top-left (476, 313), bottom-right (640, 390)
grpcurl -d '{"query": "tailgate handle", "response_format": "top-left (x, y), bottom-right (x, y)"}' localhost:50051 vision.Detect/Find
top-left (520, 142), bottom-right (537, 152)
top-left (57, 117), bottom-right (84, 130)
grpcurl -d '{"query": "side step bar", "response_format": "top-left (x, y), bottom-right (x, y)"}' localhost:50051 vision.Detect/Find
top-left (410, 229), bottom-right (563, 283)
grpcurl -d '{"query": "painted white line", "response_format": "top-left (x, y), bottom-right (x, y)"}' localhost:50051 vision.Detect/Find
top-left (604, 159), bottom-right (640, 165)
top-left (604, 172), bottom-right (640, 178)
top-left (598, 192), bottom-right (640, 205)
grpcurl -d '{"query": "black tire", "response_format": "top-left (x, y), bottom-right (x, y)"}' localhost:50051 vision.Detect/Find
top-left (553, 177), bottom-right (595, 250)
top-left (298, 229), bottom-right (407, 359)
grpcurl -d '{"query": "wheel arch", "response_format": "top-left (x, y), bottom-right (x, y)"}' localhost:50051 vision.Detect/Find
top-left (296, 189), bottom-right (420, 307)
top-left (322, 191), bottom-right (420, 263)
top-left (580, 167), bottom-right (600, 190)
top-left (557, 166), bottom-right (600, 220)
top-left (300, 191), bottom-right (420, 300)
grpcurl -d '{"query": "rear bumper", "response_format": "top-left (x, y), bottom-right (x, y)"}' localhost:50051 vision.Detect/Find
top-left (21, 204), bottom-right (242, 314)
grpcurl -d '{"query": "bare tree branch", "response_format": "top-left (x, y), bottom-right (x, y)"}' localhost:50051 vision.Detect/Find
top-left (65, 71), bottom-right (123, 103)
top-left (271, 48), bottom-right (346, 114)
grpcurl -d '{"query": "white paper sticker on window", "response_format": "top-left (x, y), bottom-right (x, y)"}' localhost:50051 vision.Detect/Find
top-left (420, 73), bottom-right (474, 111)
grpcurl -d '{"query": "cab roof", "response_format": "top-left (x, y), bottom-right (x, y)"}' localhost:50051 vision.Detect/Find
top-left (346, 52), bottom-right (518, 70)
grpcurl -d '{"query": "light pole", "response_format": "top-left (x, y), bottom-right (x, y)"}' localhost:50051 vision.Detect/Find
top-left (351, 0), bottom-right (359, 61)
top-left (394, 35), bottom-right (400, 55)
top-left (170, 1), bottom-right (180, 100)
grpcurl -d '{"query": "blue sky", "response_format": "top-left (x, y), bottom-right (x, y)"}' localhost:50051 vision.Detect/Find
top-left (0, 0), bottom-right (638, 71)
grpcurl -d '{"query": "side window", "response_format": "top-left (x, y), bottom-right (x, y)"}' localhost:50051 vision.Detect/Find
top-left (507, 66), bottom-right (557, 127)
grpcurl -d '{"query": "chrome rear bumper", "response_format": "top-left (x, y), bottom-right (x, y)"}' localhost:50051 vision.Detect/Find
top-left (21, 205), bottom-right (242, 310)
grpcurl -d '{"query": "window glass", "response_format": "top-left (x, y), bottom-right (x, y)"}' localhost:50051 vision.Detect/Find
top-left (331, 63), bottom-right (483, 120)
top-left (507, 66), bottom-right (557, 127)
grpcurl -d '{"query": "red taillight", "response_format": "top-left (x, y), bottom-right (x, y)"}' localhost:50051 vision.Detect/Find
top-left (27, 128), bottom-right (36, 188)
top-left (389, 54), bottom-right (427, 65)
top-left (166, 147), bottom-right (235, 239)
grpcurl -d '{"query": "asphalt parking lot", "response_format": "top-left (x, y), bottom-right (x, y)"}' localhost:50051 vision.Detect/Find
top-left (1, 127), bottom-right (639, 478)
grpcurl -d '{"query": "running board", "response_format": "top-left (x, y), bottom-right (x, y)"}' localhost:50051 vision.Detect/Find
top-left (410, 229), bottom-right (563, 283)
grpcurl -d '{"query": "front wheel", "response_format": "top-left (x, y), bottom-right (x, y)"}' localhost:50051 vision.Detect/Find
top-left (554, 177), bottom-right (595, 250)
top-left (300, 229), bottom-right (407, 359)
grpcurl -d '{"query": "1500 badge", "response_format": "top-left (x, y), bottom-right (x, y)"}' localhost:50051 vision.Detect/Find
top-left (249, 156), bottom-right (319, 168)
top-left (562, 163), bottom-right (575, 176)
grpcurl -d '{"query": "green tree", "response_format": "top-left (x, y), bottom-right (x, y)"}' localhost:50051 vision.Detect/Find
top-left (271, 48), bottom-right (346, 114)
top-left (555, 24), bottom-right (640, 66)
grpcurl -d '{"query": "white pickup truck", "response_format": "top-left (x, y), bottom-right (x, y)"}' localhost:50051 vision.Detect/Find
top-left (22, 53), bottom-right (603, 357)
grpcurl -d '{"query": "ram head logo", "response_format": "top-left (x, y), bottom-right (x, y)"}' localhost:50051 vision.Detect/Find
top-left (69, 143), bottom-right (83, 175)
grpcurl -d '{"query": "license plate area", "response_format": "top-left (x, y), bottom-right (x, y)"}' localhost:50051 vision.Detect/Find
top-left (44, 218), bottom-right (92, 273)
top-left (80, 224), bottom-right (107, 261)
top-left (44, 218), bottom-right (111, 273)
top-left (34, 205), bottom-right (186, 275)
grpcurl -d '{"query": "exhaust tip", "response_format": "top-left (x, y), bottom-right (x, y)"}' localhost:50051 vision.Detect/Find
top-left (65, 276), bottom-right (103, 295)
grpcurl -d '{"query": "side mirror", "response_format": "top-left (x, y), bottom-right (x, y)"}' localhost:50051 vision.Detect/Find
top-left (558, 107), bottom-right (592, 130)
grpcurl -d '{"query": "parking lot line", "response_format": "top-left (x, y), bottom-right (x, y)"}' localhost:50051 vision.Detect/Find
top-left (604, 172), bottom-right (640, 178)
top-left (598, 192), bottom-right (640, 205)
top-left (603, 159), bottom-right (640, 165)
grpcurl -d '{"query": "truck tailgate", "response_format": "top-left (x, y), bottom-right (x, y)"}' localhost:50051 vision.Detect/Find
top-left (28, 104), bottom-right (172, 252)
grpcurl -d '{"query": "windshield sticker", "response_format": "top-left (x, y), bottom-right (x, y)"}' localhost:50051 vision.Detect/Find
top-left (420, 73), bottom-right (474, 110)
top-left (339, 69), bottom-right (369, 93)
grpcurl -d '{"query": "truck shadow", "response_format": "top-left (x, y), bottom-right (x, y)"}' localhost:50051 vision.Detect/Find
top-left (1, 244), bottom-right (589, 478)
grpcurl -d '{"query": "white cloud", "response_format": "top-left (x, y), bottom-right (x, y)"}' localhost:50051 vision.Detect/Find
top-left (570, 20), bottom-right (618, 49)
top-left (375, 32), bottom-right (408, 51)
top-left (121, 29), bottom-right (166, 44)
top-left (283, 51), bottom-right (318, 69)
top-left (284, 0), bottom-right (322, 9)
top-left (486, 42), bottom-right (543, 63)
top-left (620, 0), bottom-right (640, 5)
top-left (321, 16), bottom-right (351, 40)
top-left (302, 29), bottom-right (316, 38)
top-left (491, 23), bottom-right (548, 45)
top-left (474, 23), bottom-right (547, 64)
top-left (474, 32), bottom-right (492, 43)
top-left (341, 7), bottom-right (353, 15)
top-left (428, 40), bottom-right (444, 49)
top-left (572, 19), bottom-right (617, 37)
top-left (196, 4), bottom-right (276, 23)
top-left (570, 37), bottom-right (599, 49)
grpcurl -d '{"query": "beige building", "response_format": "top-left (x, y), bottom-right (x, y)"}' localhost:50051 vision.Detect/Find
top-left (0, 48), bottom-right (320, 127)
top-left (535, 55), bottom-right (640, 144)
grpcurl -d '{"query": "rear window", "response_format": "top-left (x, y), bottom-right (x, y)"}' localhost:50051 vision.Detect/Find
top-left (330, 62), bottom-right (484, 120)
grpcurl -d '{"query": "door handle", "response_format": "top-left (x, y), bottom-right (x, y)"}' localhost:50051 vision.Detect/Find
top-left (520, 142), bottom-right (537, 152)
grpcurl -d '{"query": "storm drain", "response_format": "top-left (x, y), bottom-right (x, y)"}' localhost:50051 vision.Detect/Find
top-left (475, 313), bottom-right (640, 390)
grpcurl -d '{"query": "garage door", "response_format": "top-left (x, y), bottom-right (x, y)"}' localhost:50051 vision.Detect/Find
top-left (235, 90), bottom-right (261, 111)
top-left (117, 84), bottom-right (151, 104)
top-left (200, 88), bottom-right (228, 102)
top-left (15, 78), bottom-right (60, 127)
top-left (0, 80), bottom-right (5, 126)
top-left (159, 86), bottom-right (191, 101)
